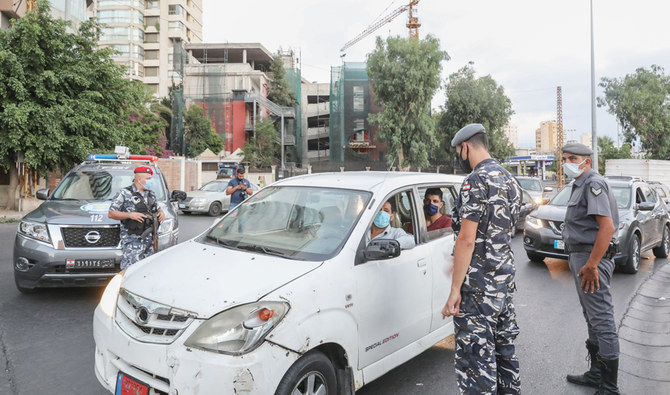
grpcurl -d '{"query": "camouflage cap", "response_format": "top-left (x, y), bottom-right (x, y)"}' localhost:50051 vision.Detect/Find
top-left (451, 123), bottom-right (486, 147)
top-left (562, 142), bottom-right (593, 156)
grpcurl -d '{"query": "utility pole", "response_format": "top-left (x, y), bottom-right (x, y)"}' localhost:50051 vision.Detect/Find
top-left (557, 86), bottom-right (565, 188)
top-left (590, 0), bottom-right (598, 171)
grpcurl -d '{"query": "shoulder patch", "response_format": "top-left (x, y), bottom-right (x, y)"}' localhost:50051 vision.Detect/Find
top-left (591, 186), bottom-right (602, 196)
top-left (462, 184), bottom-right (471, 191)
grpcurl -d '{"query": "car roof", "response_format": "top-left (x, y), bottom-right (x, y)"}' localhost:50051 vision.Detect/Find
top-left (75, 160), bottom-right (161, 173)
top-left (274, 171), bottom-right (464, 191)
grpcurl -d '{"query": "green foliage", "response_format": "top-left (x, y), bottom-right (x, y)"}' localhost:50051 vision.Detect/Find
top-left (437, 65), bottom-right (515, 164)
top-left (599, 65), bottom-right (670, 159)
top-left (184, 104), bottom-right (223, 157)
top-left (267, 55), bottom-right (297, 107)
top-left (242, 118), bottom-right (279, 168)
top-left (367, 35), bottom-right (447, 169)
top-left (0, 1), bottom-right (164, 173)
top-left (597, 136), bottom-right (632, 174)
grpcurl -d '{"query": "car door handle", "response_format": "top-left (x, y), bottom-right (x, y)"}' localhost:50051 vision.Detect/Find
top-left (417, 259), bottom-right (427, 268)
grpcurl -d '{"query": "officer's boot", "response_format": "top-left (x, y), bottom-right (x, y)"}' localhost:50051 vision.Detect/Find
top-left (566, 339), bottom-right (601, 388)
top-left (594, 356), bottom-right (620, 395)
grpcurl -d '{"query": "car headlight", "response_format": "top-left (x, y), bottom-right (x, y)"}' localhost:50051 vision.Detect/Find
top-left (526, 215), bottom-right (543, 229)
top-left (99, 272), bottom-right (124, 317)
top-left (18, 221), bottom-right (51, 243)
top-left (533, 196), bottom-right (543, 205)
top-left (190, 198), bottom-right (206, 205)
top-left (158, 218), bottom-right (174, 235)
top-left (184, 301), bottom-right (289, 355)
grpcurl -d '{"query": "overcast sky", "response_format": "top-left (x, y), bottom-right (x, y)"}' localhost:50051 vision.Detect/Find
top-left (202, 0), bottom-right (670, 149)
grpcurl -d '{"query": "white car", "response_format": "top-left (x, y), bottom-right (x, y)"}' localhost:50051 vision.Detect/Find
top-left (93, 172), bottom-right (462, 394)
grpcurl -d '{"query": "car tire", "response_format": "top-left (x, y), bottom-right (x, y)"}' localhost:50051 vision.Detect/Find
top-left (652, 225), bottom-right (670, 258)
top-left (208, 202), bottom-right (222, 217)
top-left (275, 351), bottom-right (337, 395)
top-left (526, 251), bottom-right (545, 262)
top-left (621, 233), bottom-right (641, 274)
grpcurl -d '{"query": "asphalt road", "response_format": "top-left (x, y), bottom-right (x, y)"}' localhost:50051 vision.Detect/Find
top-left (0, 214), bottom-right (663, 394)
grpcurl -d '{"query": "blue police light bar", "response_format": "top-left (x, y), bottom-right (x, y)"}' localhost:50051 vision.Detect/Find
top-left (89, 154), bottom-right (118, 160)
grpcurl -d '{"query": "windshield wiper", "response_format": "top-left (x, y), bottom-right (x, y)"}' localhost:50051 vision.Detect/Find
top-left (235, 244), bottom-right (288, 257)
top-left (205, 235), bottom-right (239, 249)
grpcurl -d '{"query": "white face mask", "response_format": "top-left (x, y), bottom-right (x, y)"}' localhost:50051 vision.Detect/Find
top-left (563, 159), bottom-right (587, 178)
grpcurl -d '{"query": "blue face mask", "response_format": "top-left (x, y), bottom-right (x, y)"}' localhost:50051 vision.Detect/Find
top-left (143, 179), bottom-right (154, 190)
top-left (424, 203), bottom-right (439, 216)
top-left (374, 211), bottom-right (391, 228)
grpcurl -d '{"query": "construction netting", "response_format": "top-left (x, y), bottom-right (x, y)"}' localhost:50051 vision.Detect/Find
top-left (284, 68), bottom-right (302, 164)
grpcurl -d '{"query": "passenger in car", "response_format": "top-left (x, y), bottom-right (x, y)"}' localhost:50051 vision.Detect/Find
top-left (366, 201), bottom-right (415, 249)
top-left (424, 188), bottom-right (452, 230)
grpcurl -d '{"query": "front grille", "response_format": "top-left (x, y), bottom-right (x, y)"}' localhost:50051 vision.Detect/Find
top-left (61, 226), bottom-right (120, 248)
top-left (548, 220), bottom-right (563, 235)
top-left (115, 289), bottom-right (196, 344)
top-left (46, 263), bottom-right (120, 274)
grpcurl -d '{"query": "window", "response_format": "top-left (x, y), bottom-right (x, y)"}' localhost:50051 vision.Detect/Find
top-left (353, 86), bottom-right (364, 112)
top-left (130, 28), bottom-right (144, 41)
top-left (642, 186), bottom-right (656, 203)
top-left (145, 67), bottom-right (158, 77)
top-left (101, 27), bottom-right (130, 41)
top-left (168, 21), bottom-right (183, 31)
top-left (145, 0), bottom-right (158, 9)
top-left (110, 44), bottom-right (130, 58)
top-left (131, 44), bottom-right (144, 60)
top-left (169, 4), bottom-right (183, 15)
top-left (145, 33), bottom-right (159, 43)
top-left (98, 9), bottom-right (130, 24)
top-left (417, 186), bottom-right (456, 240)
top-left (145, 16), bottom-right (159, 27)
top-left (367, 191), bottom-right (417, 250)
top-left (145, 50), bottom-right (158, 60)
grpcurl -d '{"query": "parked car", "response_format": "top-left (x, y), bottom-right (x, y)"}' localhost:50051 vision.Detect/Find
top-left (216, 164), bottom-right (238, 180)
top-left (648, 180), bottom-right (670, 213)
top-left (523, 176), bottom-right (670, 273)
top-left (516, 176), bottom-right (553, 205)
top-left (516, 189), bottom-right (539, 232)
top-left (13, 154), bottom-right (186, 293)
top-left (93, 172), bottom-right (465, 394)
top-left (179, 179), bottom-right (260, 216)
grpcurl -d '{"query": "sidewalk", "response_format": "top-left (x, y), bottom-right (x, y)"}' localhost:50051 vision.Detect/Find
top-left (0, 209), bottom-right (24, 221)
top-left (619, 259), bottom-right (670, 393)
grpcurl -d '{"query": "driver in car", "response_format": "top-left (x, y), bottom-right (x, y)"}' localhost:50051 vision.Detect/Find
top-left (366, 201), bottom-right (415, 249)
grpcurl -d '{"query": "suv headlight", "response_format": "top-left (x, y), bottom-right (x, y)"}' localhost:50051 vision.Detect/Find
top-left (158, 218), bottom-right (174, 235)
top-left (18, 221), bottom-right (51, 243)
top-left (185, 301), bottom-right (289, 355)
top-left (526, 215), bottom-right (543, 229)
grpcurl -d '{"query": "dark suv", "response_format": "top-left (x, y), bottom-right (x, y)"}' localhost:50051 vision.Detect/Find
top-left (523, 176), bottom-right (670, 274)
top-left (13, 155), bottom-right (186, 293)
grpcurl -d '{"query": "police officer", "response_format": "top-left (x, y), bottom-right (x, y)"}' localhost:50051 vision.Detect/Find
top-left (108, 166), bottom-right (165, 269)
top-left (561, 143), bottom-right (620, 394)
top-left (226, 165), bottom-right (253, 210)
top-left (442, 124), bottom-right (522, 394)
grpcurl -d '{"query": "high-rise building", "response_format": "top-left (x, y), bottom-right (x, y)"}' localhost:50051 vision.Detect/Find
top-left (2, 0), bottom-right (88, 30)
top-left (535, 120), bottom-right (565, 154)
top-left (580, 133), bottom-right (593, 149)
top-left (87, 0), bottom-right (203, 98)
top-left (503, 123), bottom-right (518, 149)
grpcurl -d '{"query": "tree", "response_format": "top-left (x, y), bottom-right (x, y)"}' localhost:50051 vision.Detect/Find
top-left (0, 1), bottom-right (144, 208)
top-left (599, 65), bottom-right (670, 159)
top-left (437, 65), bottom-right (515, 164)
top-left (242, 118), bottom-right (279, 168)
top-left (367, 35), bottom-right (447, 169)
top-left (597, 136), bottom-right (632, 174)
top-left (184, 104), bottom-right (223, 157)
top-left (267, 54), bottom-right (297, 107)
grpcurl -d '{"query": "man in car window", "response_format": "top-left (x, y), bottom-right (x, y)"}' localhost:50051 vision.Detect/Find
top-left (561, 143), bottom-right (620, 394)
top-left (108, 166), bottom-right (165, 269)
top-left (442, 124), bottom-right (522, 394)
top-left (366, 201), bottom-right (415, 249)
top-left (424, 188), bottom-right (451, 230)
top-left (226, 165), bottom-right (253, 210)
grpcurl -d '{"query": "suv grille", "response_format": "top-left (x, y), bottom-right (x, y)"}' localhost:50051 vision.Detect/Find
top-left (548, 220), bottom-right (563, 235)
top-left (61, 226), bottom-right (120, 248)
top-left (115, 289), bottom-right (196, 344)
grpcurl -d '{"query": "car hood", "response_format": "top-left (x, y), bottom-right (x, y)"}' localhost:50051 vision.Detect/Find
top-left (121, 240), bottom-right (322, 318)
top-left (531, 204), bottom-right (567, 221)
top-left (21, 200), bottom-right (172, 225)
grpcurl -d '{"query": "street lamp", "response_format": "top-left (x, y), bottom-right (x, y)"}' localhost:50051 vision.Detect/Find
top-left (590, 0), bottom-right (598, 170)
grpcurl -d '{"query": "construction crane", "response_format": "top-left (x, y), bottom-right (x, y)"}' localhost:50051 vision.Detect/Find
top-left (340, 0), bottom-right (421, 53)
top-left (26, 0), bottom-right (37, 11)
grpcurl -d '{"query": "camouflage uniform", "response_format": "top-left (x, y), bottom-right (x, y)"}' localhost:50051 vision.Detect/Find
top-left (452, 158), bottom-right (522, 394)
top-left (109, 184), bottom-right (158, 269)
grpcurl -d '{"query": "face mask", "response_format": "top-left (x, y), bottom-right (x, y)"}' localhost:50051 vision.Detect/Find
top-left (374, 211), bottom-right (391, 228)
top-left (563, 159), bottom-right (586, 178)
top-left (424, 203), bottom-right (439, 216)
top-left (457, 145), bottom-right (472, 173)
top-left (143, 179), bottom-right (154, 190)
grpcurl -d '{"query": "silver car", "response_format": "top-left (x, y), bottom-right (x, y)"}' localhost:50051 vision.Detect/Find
top-left (179, 180), bottom-right (260, 216)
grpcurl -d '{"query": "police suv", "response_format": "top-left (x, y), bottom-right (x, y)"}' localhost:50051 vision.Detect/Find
top-left (93, 172), bottom-right (463, 395)
top-left (13, 153), bottom-right (185, 293)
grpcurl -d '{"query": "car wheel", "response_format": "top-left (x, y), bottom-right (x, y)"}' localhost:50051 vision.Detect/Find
top-left (208, 202), bottom-right (222, 217)
top-left (526, 251), bottom-right (545, 262)
top-left (652, 225), bottom-right (670, 258)
top-left (275, 351), bottom-right (337, 395)
top-left (621, 234), bottom-right (641, 274)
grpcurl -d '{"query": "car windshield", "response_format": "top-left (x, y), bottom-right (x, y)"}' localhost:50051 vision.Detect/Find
top-left (518, 178), bottom-right (542, 191)
top-left (52, 168), bottom-right (167, 201)
top-left (200, 182), bottom-right (226, 192)
top-left (204, 186), bottom-right (371, 261)
top-left (551, 185), bottom-right (630, 209)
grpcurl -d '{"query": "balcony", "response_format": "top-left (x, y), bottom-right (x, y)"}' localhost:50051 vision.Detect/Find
top-left (307, 126), bottom-right (329, 140)
top-left (306, 149), bottom-right (330, 160)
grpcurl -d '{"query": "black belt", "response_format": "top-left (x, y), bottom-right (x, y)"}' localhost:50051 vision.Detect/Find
top-left (566, 243), bottom-right (617, 259)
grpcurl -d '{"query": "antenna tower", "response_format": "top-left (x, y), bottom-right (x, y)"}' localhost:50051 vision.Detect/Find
top-left (556, 86), bottom-right (565, 188)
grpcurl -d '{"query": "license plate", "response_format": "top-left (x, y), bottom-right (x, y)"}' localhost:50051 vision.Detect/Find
top-left (65, 258), bottom-right (115, 269)
top-left (116, 372), bottom-right (149, 395)
top-left (554, 240), bottom-right (565, 250)
top-left (178, 203), bottom-right (186, 208)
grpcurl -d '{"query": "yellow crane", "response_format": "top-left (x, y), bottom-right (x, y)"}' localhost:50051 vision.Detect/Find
top-left (340, 0), bottom-right (421, 53)
top-left (26, 0), bottom-right (37, 11)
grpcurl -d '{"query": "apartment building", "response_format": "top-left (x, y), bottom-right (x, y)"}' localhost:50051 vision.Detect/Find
top-left (580, 132), bottom-right (593, 149)
top-left (301, 81), bottom-right (330, 163)
top-left (87, 0), bottom-right (203, 97)
top-left (535, 120), bottom-right (565, 154)
top-left (503, 123), bottom-right (519, 149)
top-left (1, 0), bottom-right (88, 30)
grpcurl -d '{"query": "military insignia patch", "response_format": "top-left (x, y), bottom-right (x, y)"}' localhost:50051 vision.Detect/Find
top-left (462, 184), bottom-right (471, 191)
top-left (591, 187), bottom-right (602, 196)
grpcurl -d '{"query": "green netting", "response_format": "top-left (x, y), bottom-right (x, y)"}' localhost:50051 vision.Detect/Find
top-left (285, 68), bottom-right (302, 162)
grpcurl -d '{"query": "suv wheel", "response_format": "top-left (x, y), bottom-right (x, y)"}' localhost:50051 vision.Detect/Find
top-left (526, 251), bottom-right (545, 262)
top-left (208, 202), bottom-right (222, 216)
top-left (652, 225), bottom-right (670, 258)
top-left (621, 234), bottom-right (641, 274)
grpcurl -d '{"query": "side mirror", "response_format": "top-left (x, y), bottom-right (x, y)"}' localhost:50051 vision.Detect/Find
top-left (36, 188), bottom-right (49, 200)
top-left (364, 239), bottom-right (401, 261)
top-left (171, 190), bottom-right (187, 202)
top-left (544, 187), bottom-right (553, 192)
top-left (637, 202), bottom-right (655, 211)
